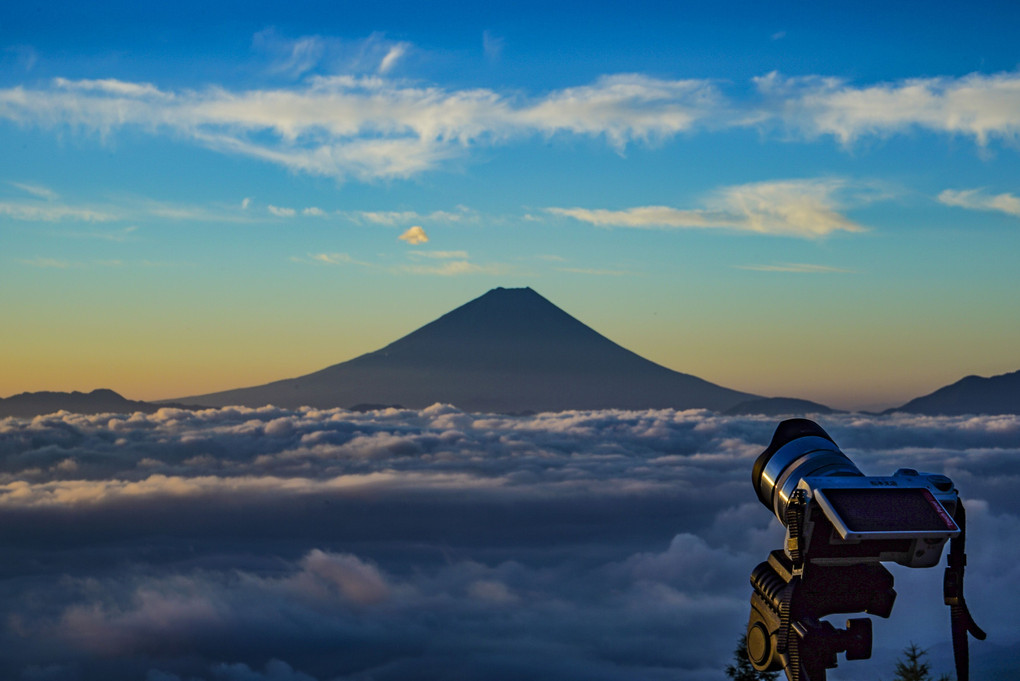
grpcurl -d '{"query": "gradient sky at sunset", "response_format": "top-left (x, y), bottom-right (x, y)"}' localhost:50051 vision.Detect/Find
top-left (2, 0), bottom-right (1019, 410)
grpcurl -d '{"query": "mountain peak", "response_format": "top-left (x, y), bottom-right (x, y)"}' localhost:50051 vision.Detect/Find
top-left (181, 287), bottom-right (758, 413)
top-left (890, 369), bottom-right (1020, 415)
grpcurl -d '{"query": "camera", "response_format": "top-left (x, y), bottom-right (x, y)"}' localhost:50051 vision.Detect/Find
top-left (745, 419), bottom-right (983, 681)
top-left (753, 418), bottom-right (959, 568)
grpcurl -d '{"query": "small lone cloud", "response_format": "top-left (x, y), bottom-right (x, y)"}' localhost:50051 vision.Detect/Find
top-left (268, 205), bottom-right (296, 217)
top-left (379, 43), bottom-right (409, 74)
top-left (399, 225), bottom-right (429, 245)
top-left (938, 189), bottom-right (1020, 217)
top-left (11, 182), bottom-right (58, 201)
top-left (312, 253), bottom-right (352, 264)
top-left (241, 197), bottom-right (251, 210)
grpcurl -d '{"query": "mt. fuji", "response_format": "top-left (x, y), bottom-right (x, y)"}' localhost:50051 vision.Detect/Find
top-left (179, 287), bottom-right (758, 413)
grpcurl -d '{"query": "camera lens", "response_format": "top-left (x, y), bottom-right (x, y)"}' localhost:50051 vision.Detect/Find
top-left (752, 419), bottom-right (863, 521)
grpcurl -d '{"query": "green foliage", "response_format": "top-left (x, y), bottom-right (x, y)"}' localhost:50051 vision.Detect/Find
top-left (725, 633), bottom-right (780, 681)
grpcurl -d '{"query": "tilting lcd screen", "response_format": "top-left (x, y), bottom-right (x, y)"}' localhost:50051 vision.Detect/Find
top-left (817, 487), bottom-right (958, 535)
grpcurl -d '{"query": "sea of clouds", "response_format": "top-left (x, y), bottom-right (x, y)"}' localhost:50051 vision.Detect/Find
top-left (1, 406), bottom-right (1018, 680)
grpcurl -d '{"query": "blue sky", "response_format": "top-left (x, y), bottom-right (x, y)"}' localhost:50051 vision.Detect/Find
top-left (2, 0), bottom-right (1019, 409)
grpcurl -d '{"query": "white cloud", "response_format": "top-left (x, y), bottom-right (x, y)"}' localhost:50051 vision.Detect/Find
top-left (519, 74), bottom-right (724, 150)
top-left (268, 205), bottom-right (296, 217)
top-left (241, 197), bottom-right (251, 210)
top-left (0, 73), bottom-right (724, 181)
top-left (5, 68), bottom-right (1020, 184)
top-left (735, 262), bottom-right (855, 273)
top-left (10, 182), bottom-right (59, 200)
top-left (0, 193), bottom-right (252, 225)
top-left (548, 178), bottom-right (867, 238)
top-left (268, 36), bottom-right (325, 78)
top-left (0, 200), bottom-right (117, 222)
top-left (399, 260), bottom-right (509, 276)
top-left (409, 250), bottom-right (469, 259)
top-left (353, 210), bottom-right (421, 225)
top-left (938, 189), bottom-right (1020, 217)
top-left (378, 43), bottom-right (409, 74)
top-left (756, 70), bottom-right (1020, 145)
top-left (398, 225), bottom-right (429, 244)
top-left (301, 206), bottom-right (326, 216)
top-left (349, 207), bottom-right (473, 226)
top-left (309, 252), bottom-right (355, 265)
top-left (253, 30), bottom-right (413, 80)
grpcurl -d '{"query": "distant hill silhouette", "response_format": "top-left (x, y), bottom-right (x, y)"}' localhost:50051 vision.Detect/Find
top-left (178, 287), bottom-right (759, 413)
top-left (889, 369), bottom-right (1020, 415)
top-left (0, 389), bottom-right (198, 418)
top-left (724, 397), bottom-right (839, 416)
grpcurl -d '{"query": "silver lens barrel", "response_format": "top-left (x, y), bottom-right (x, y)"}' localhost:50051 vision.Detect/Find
top-left (753, 420), bottom-right (863, 522)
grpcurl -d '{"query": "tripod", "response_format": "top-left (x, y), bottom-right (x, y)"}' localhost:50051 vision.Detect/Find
top-left (747, 549), bottom-right (895, 681)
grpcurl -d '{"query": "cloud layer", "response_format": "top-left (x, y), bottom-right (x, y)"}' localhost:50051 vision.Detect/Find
top-left (1, 407), bottom-right (1017, 680)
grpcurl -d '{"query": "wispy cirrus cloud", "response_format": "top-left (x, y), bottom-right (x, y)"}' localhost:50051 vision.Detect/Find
top-left (5, 64), bottom-right (1020, 185)
top-left (399, 259), bottom-right (509, 276)
top-left (19, 257), bottom-right (125, 269)
top-left (735, 262), bottom-right (855, 273)
top-left (304, 252), bottom-right (371, 267)
top-left (0, 200), bottom-right (117, 222)
top-left (0, 187), bottom-right (260, 226)
top-left (10, 181), bottom-right (59, 200)
top-left (347, 206), bottom-right (475, 226)
top-left (252, 30), bottom-right (412, 79)
top-left (483, 30), bottom-right (504, 61)
top-left (757, 70), bottom-right (1020, 145)
top-left (1, 181), bottom-right (117, 222)
top-left (938, 189), bottom-right (1020, 217)
top-left (58, 226), bottom-right (138, 242)
top-left (548, 178), bottom-right (869, 238)
top-left (409, 250), bottom-right (469, 259)
top-left (0, 73), bottom-right (726, 182)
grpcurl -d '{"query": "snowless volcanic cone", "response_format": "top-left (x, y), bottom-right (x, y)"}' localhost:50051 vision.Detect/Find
top-left (180, 287), bottom-right (758, 413)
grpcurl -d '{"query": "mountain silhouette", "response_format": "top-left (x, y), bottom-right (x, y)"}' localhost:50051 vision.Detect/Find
top-left (889, 369), bottom-right (1020, 415)
top-left (724, 397), bottom-right (839, 416)
top-left (0, 389), bottom-right (198, 418)
top-left (179, 287), bottom-right (758, 413)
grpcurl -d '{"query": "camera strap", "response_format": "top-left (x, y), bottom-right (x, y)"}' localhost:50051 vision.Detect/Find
top-left (943, 500), bottom-right (986, 681)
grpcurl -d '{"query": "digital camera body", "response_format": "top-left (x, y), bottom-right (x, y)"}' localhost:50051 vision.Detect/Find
top-left (753, 427), bottom-right (960, 569)
top-left (791, 469), bottom-right (959, 568)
